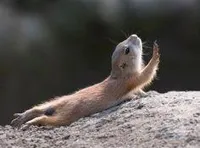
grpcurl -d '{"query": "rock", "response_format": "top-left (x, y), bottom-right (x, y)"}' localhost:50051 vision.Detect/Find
top-left (0, 91), bottom-right (199, 148)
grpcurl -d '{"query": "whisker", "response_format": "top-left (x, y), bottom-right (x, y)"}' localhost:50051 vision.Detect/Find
top-left (142, 41), bottom-right (152, 49)
top-left (105, 37), bottom-right (118, 45)
top-left (142, 40), bottom-right (153, 55)
top-left (120, 30), bottom-right (128, 38)
top-left (142, 41), bottom-right (147, 45)
top-left (135, 30), bottom-right (141, 37)
top-left (142, 50), bottom-right (150, 56)
top-left (143, 45), bottom-right (152, 49)
top-left (127, 29), bottom-right (131, 37)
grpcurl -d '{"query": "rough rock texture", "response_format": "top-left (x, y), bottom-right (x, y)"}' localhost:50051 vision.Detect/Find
top-left (0, 91), bottom-right (200, 148)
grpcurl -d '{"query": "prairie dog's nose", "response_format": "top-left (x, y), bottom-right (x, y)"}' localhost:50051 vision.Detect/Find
top-left (129, 34), bottom-right (139, 43)
top-left (130, 34), bottom-right (138, 41)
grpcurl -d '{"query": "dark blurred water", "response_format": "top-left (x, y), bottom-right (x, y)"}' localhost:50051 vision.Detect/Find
top-left (0, 0), bottom-right (199, 125)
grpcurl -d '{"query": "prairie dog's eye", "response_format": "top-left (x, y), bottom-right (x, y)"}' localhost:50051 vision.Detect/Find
top-left (125, 47), bottom-right (130, 55)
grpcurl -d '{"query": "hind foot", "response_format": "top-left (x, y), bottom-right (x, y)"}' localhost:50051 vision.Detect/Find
top-left (11, 108), bottom-right (43, 127)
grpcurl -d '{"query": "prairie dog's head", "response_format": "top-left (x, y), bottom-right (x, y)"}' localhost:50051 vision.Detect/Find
top-left (111, 34), bottom-right (143, 78)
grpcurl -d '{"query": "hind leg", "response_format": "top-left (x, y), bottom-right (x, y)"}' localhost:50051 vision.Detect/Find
top-left (11, 107), bottom-right (43, 127)
top-left (23, 115), bottom-right (64, 128)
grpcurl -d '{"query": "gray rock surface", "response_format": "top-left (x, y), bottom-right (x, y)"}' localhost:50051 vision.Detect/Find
top-left (0, 91), bottom-right (200, 148)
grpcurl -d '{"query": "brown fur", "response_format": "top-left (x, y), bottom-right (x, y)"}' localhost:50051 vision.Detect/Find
top-left (11, 34), bottom-right (160, 128)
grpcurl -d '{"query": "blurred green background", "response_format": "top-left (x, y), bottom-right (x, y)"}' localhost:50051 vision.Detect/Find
top-left (0, 0), bottom-right (200, 125)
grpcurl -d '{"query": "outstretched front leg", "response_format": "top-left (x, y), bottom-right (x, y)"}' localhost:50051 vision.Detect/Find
top-left (127, 41), bottom-right (160, 91)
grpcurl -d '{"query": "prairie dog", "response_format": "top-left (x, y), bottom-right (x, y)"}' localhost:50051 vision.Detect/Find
top-left (11, 34), bottom-right (160, 127)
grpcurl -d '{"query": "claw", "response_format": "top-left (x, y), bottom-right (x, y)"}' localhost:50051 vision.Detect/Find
top-left (11, 118), bottom-right (20, 127)
top-left (20, 124), bottom-right (31, 131)
top-left (154, 40), bottom-right (159, 51)
top-left (154, 40), bottom-right (158, 47)
top-left (11, 113), bottom-right (23, 127)
top-left (151, 40), bottom-right (160, 64)
top-left (11, 112), bottom-right (28, 127)
top-left (13, 113), bottom-right (22, 117)
top-left (153, 41), bottom-right (159, 51)
top-left (153, 40), bottom-right (160, 54)
top-left (11, 108), bottom-right (43, 127)
top-left (11, 115), bottom-right (24, 127)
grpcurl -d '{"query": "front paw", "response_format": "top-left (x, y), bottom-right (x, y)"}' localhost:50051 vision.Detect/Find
top-left (152, 41), bottom-right (160, 63)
